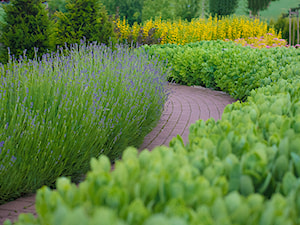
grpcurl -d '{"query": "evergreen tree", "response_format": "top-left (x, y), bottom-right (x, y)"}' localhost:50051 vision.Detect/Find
top-left (47, 0), bottom-right (67, 17)
top-left (209, 0), bottom-right (238, 17)
top-left (247, 0), bottom-right (278, 16)
top-left (102, 0), bottom-right (144, 25)
top-left (54, 0), bottom-right (117, 47)
top-left (142, 0), bottom-right (173, 22)
top-left (0, 0), bottom-right (53, 63)
top-left (174, 0), bottom-right (201, 21)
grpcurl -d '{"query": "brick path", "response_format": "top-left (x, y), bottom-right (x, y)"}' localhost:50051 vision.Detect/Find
top-left (0, 83), bottom-right (236, 224)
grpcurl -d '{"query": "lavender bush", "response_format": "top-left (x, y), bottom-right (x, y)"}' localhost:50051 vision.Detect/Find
top-left (0, 42), bottom-right (169, 203)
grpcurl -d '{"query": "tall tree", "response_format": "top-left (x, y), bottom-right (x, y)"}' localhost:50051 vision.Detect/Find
top-left (142, 0), bottom-right (174, 22)
top-left (173, 0), bottom-right (201, 21)
top-left (102, 0), bottom-right (144, 25)
top-left (54, 0), bottom-right (116, 46)
top-left (209, 0), bottom-right (238, 17)
top-left (247, 0), bottom-right (278, 16)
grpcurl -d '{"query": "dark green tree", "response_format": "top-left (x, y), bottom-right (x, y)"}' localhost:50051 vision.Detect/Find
top-left (0, 0), bottom-right (53, 63)
top-left (54, 0), bottom-right (117, 47)
top-left (173, 0), bottom-right (201, 21)
top-left (102, 0), bottom-right (144, 25)
top-left (47, 0), bottom-right (67, 17)
top-left (209, 0), bottom-right (238, 17)
top-left (142, 0), bottom-right (173, 22)
top-left (247, 0), bottom-right (279, 16)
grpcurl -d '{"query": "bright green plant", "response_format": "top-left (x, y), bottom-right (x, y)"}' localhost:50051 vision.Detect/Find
top-left (0, 43), bottom-right (169, 204)
top-left (0, 0), bottom-right (53, 63)
top-left (143, 40), bottom-right (300, 100)
top-left (54, 0), bottom-right (116, 47)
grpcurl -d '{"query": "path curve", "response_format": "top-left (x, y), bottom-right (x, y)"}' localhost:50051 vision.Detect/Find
top-left (139, 83), bottom-right (236, 150)
top-left (0, 83), bottom-right (236, 224)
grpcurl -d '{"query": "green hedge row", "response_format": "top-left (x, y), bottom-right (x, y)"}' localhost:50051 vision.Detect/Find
top-left (6, 41), bottom-right (300, 224)
top-left (143, 41), bottom-right (300, 101)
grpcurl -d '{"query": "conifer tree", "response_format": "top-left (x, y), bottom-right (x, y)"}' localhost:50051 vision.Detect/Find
top-left (247, 0), bottom-right (278, 16)
top-left (54, 0), bottom-right (116, 47)
top-left (209, 0), bottom-right (238, 17)
top-left (0, 0), bottom-right (53, 63)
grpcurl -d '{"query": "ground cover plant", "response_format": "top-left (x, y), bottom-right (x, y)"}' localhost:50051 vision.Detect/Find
top-left (0, 42), bottom-right (169, 204)
top-left (115, 15), bottom-right (280, 45)
top-left (5, 40), bottom-right (300, 225)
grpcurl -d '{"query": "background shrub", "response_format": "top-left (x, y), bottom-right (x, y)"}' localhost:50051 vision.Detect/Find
top-left (269, 13), bottom-right (299, 45)
top-left (54, 0), bottom-right (116, 47)
top-left (115, 15), bottom-right (280, 45)
top-left (0, 0), bottom-right (53, 63)
top-left (0, 43), bottom-right (169, 204)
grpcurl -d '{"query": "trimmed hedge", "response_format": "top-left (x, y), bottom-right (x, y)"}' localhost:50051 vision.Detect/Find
top-left (5, 41), bottom-right (300, 225)
top-left (143, 40), bottom-right (300, 100)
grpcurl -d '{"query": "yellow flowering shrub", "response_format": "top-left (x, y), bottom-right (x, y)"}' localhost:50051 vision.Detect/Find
top-left (114, 15), bottom-right (281, 45)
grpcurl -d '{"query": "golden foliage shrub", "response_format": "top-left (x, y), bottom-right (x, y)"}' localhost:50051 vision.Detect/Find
top-left (114, 15), bottom-right (281, 45)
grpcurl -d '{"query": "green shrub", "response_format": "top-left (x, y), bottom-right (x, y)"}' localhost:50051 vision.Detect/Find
top-left (54, 0), bottom-right (116, 47)
top-left (269, 14), bottom-right (299, 45)
top-left (143, 40), bottom-right (300, 100)
top-left (0, 0), bottom-right (53, 63)
top-left (0, 43), bottom-right (169, 204)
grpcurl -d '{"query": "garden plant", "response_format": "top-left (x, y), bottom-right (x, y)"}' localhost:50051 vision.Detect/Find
top-left (1, 0), bottom-right (300, 223)
top-left (0, 42), bottom-right (169, 204)
top-left (115, 15), bottom-right (280, 45)
top-left (4, 39), bottom-right (300, 225)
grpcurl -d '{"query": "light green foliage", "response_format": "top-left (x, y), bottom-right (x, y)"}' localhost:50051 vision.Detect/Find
top-left (143, 40), bottom-right (300, 100)
top-left (0, 43), bottom-right (169, 204)
top-left (54, 0), bottom-right (116, 47)
top-left (0, 0), bottom-right (53, 63)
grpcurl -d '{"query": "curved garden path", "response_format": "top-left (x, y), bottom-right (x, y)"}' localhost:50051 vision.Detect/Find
top-left (0, 83), bottom-right (236, 224)
top-left (139, 83), bottom-right (236, 150)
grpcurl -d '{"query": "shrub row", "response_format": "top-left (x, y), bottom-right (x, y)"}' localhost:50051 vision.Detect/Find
top-left (115, 15), bottom-right (280, 45)
top-left (143, 40), bottom-right (300, 100)
top-left (6, 41), bottom-right (300, 225)
top-left (0, 43), bottom-right (169, 204)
